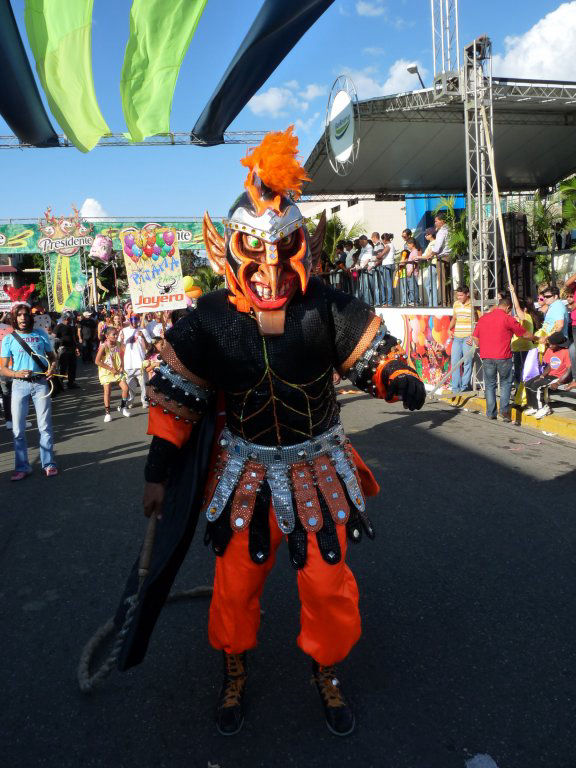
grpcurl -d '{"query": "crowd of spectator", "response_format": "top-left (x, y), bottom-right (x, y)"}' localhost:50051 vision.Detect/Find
top-left (0, 303), bottom-right (184, 481)
top-left (0, 262), bottom-right (574, 481)
top-left (324, 212), bottom-right (453, 307)
top-left (321, 216), bottom-right (576, 421)
top-left (463, 278), bottom-right (576, 420)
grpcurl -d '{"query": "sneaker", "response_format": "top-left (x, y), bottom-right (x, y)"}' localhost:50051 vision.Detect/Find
top-left (141, 402), bottom-right (148, 409)
top-left (216, 652), bottom-right (247, 736)
top-left (44, 466), bottom-right (58, 477)
top-left (10, 470), bottom-right (32, 481)
top-left (122, 408), bottom-right (131, 418)
top-left (104, 413), bottom-right (112, 423)
top-left (523, 407), bottom-right (537, 416)
top-left (535, 405), bottom-right (551, 420)
top-left (500, 412), bottom-right (512, 423)
top-left (312, 662), bottom-right (355, 736)
top-left (116, 404), bottom-right (122, 412)
top-left (5, 421), bottom-right (12, 430)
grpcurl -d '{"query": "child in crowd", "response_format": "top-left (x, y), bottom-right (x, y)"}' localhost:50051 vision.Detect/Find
top-left (524, 332), bottom-right (573, 419)
top-left (142, 323), bottom-right (164, 378)
top-left (95, 327), bottom-right (130, 423)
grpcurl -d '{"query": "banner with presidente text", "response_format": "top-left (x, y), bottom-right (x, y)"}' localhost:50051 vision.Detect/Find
top-left (0, 218), bottom-right (223, 254)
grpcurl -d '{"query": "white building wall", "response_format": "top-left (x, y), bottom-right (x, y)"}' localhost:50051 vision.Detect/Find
top-left (300, 198), bottom-right (406, 241)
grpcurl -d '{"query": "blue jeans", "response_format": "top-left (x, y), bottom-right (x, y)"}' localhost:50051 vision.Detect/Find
top-left (11, 379), bottom-right (56, 472)
top-left (406, 274), bottom-right (419, 305)
top-left (382, 265), bottom-right (395, 305)
top-left (398, 277), bottom-right (407, 306)
top-left (482, 358), bottom-right (514, 418)
top-left (359, 271), bottom-right (373, 305)
top-left (451, 337), bottom-right (474, 392)
top-left (371, 269), bottom-right (382, 306)
top-left (426, 264), bottom-right (438, 307)
top-left (570, 337), bottom-right (576, 379)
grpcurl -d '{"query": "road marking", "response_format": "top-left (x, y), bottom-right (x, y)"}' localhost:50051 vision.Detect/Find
top-left (466, 755), bottom-right (500, 768)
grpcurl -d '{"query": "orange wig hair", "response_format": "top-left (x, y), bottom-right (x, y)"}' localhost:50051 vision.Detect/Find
top-left (241, 126), bottom-right (311, 215)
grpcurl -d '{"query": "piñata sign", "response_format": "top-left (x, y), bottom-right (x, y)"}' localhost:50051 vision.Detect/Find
top-left (120, 225), bottom-right (187, 313)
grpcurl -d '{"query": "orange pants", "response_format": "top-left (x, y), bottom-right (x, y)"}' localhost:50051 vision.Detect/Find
top-left (208, 506), bottom-right (362, 666)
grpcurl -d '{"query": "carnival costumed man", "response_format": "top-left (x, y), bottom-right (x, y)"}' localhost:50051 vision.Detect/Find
top-left (114, 128), bottom-right (426, 736)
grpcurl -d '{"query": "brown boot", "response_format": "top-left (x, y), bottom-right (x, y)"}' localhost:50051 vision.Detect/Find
top-left (312, 661), bottom-right (355, 736)
top-left (216, 652), bottom-right (247, 736)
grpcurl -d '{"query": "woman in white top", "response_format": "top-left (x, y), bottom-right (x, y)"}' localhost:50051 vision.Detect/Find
top-left (357, 236), bottom-right (376, 305)
top-left (379, 233), bottom-right (396, 306)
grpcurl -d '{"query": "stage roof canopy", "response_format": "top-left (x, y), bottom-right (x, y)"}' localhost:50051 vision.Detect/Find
top-left (303, 78), bottom-right (576, 197)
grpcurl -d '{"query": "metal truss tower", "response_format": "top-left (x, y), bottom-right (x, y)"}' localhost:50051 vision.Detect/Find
top-left (463, 36), bottom-right (499, 312)
top-left (431, 0), bottom-right (460, 98)
top-left (431, 0), bottom-right (499, 311)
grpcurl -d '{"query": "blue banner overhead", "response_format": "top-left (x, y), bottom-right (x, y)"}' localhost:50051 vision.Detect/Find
top-left (191, 0), bottom-right (335, 145)
top-left (0, 0), bottom-right (58, 147)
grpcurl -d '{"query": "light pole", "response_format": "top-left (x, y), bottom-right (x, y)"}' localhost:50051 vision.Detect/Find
top-left (407, 65), bottom-right (426, 89)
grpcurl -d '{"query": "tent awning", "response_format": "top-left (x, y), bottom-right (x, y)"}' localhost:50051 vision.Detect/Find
top-left (304, 79), bottom-right (576, 196)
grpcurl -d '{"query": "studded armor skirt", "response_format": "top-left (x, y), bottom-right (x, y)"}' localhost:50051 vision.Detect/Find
top-left (201, 421), bottom-right (376, 570)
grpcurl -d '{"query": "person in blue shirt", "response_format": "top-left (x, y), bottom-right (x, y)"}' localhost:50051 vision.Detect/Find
top-left (541, 285), bottom-right (570, 339)
top-left (0, 302), bottom-right (58, 481)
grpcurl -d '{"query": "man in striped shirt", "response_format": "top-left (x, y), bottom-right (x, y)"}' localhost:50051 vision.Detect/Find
top-left (448, 285), bottom-right (476, 394)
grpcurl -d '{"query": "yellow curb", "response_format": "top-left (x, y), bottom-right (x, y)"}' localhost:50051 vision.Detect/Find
top-left (439, 394), bottom-right (576, 442)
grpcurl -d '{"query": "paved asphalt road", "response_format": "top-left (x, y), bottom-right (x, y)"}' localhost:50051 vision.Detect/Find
top-left (2, 364), bottom-right (576, 768)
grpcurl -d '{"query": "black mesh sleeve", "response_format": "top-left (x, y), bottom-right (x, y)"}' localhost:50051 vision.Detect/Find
top-left (144, 436), bottom-right (180, 483)
top-left (323, 283), bottom-right (377, 370)
top-left (163, 308), bottom-right (213, 383)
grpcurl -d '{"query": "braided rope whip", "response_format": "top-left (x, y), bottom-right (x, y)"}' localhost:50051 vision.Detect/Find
top-left (77, 516), bottom-right (212, 693)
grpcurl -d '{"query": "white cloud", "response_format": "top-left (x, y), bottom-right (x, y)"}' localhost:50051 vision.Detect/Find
top-left (363, 46), bottom-right (385, 56)
top-left (343, 59), bottom-right (429, 99)
top-left (298, 83), bottom-right (327, 101)
top-left (80, 198), bottom-right (108, 220)
top-left (295, 112), bottom-right (322, 133)
top-left (338, 3), bottom-right (351, 15)
top-left (356, 0), bottom-right (387, 17)
top-left (393, 17), bottom-right (414, 30)
top-left (248, 87), bottom-right (303, 117)
top-left (383, 59), bottom-right (427, 93)
top-left (248, 81), bottom-right (327, 118)
top-left (493, 2), bottom-right (576, 80)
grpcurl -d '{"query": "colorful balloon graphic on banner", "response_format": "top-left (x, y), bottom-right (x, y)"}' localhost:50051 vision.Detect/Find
top-left (121, 226), bottom-right (179, 267)
top-left (120, 225), bottom-right (186, 314)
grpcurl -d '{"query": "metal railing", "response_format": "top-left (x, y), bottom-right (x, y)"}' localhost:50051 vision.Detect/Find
top-left (318, 262), bottom-right (458, 309)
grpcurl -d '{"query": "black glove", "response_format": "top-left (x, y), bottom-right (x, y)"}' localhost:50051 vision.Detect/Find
top-left (387, 373), bottom-right (426, 411)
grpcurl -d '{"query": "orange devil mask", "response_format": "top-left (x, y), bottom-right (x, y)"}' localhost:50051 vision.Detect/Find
top-left (203, 127), bottom-right (326, 336)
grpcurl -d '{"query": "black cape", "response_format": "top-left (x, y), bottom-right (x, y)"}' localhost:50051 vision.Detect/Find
top-left (114, 407), bottom-right (215, 671)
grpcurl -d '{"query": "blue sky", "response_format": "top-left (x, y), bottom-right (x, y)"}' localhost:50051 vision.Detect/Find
top-left (1, 0), bottom-right (574, 220)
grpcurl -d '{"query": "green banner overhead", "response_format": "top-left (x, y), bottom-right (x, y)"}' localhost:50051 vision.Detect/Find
top-left (121, 0), bottom-right (208, 142)
top-left (0, 219), bottom-right (223, 254)
top-left (24, 0), bottom-right (109, 152)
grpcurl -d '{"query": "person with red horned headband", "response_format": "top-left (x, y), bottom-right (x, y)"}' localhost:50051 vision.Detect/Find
top-left (113, 127), bottom-right (426, 737)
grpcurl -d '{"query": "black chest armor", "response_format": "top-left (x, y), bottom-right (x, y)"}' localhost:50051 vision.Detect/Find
top-left (164, 278), bottom-right (374, 447)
